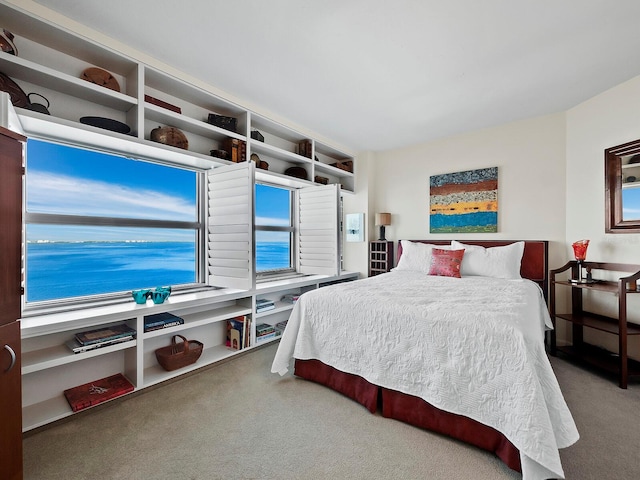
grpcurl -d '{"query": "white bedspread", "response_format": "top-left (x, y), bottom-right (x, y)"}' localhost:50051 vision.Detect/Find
top-left (272, 271), bottom-right (579, 480)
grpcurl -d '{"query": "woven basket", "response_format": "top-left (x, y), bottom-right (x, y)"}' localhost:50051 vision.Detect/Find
top-left (155, 335), bottom-right (203, 371)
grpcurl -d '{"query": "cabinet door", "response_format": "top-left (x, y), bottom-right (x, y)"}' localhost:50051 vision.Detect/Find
top-left (0, 130), bottom-right (22, 326)
top-left (0, 321), bottom-right (22, 480)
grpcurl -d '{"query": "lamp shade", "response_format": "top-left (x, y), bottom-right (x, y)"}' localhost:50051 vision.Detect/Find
top-left (375, 213), bottom-right (391, 226)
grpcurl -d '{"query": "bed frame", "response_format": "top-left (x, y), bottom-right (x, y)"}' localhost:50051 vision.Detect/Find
top-left (294, 240), bottom-right (549, 473)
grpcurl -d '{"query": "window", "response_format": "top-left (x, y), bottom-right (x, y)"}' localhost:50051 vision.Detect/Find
top-left (255, 183), bottom-right (294, 275)
top-left (24, 139), bottom-right (201, 305)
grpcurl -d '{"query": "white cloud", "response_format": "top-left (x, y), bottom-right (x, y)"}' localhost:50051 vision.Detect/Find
top-left (27, 171), bottom-right (194, 221)
top-left (256, 216), bottom-right (290, 226)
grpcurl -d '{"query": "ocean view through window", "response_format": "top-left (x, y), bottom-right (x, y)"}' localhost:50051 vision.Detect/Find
top-left (255, 184), bottom-right (293, 273)
top-left (25, 139), bottom-right (199, 303)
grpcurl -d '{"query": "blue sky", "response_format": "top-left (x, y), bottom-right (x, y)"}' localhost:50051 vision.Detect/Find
top-left (26, 139), bottom-right (290, 242)
top-left (622, 188), bottom-right (640, 220)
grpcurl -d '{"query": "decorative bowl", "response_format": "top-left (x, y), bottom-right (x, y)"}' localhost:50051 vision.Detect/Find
top-left (0, 29), bottom-right (17, 56)
top-left (150, 126), bottom-right (188, 150)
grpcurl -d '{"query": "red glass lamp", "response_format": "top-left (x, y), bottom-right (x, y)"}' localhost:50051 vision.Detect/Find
top-left (572, 239), bottom-right (590, 282)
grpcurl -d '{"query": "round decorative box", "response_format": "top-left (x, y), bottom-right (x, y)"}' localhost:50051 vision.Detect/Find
top-left (150, 126), bottom-right (188, 150)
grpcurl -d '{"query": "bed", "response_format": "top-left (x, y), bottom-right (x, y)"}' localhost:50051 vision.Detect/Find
top-left (271, 240), bottom-right (579, 480)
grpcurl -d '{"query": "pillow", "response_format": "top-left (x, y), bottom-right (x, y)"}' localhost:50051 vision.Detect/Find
top-left (428, 248), bottom-right (465, 278)
top-left (450, 240), bottom-right (524, 279)
top-left (394, 240), bottom-right (452, 273)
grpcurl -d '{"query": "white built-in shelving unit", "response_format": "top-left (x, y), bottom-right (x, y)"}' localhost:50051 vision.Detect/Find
top-left (20, 273), bottom-right (358, 431)
top-left (0, 2), bottom-right (355, 192)
top-left (0, 2), bottom-right (360, 431)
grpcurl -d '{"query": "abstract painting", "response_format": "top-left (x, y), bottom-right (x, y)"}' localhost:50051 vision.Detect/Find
top-left (429, 167), bottom-right (498, 233)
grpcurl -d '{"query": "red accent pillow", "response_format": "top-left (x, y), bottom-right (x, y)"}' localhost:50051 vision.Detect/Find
top-left (428, 248), bottom-right (465, 278)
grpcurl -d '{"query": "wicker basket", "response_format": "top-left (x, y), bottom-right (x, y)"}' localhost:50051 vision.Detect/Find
top-left (155, 335), bottom-right (203, 371)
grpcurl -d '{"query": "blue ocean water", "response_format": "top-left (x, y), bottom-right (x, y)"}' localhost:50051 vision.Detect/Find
top-left (256, 242), bottom-right (290, 272)
top-left (26, 241), bottom-right (290, 302)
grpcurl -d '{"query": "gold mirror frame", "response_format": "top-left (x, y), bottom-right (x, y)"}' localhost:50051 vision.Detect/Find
top-left (605, 138), bottom-right (640, 233)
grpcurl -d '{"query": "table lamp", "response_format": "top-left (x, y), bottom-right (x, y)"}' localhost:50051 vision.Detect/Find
top-left (375, 213), bottom-right (391, 240)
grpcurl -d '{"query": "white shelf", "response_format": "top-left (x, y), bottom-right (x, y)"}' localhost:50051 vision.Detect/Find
top-left (22, 386), bottom-right (137, 432)
top-left (22, 339), bottom-right (137, 375)
top-left (143, 305), bottom-right (251, 338)
top-left (0, 54), bottom-right (137, 111)
top-left (144, 66), bottom-right (246, 118)
top-left (144, 103), bottom-right (246, 142)
top-left (250, 139), bottom-right (313, 165)
top-left (255, 335), bottom-right (281, 346)
top-left (23, 395), bottom-right (74, 431)
top-left (255, 301), bottom-right (294, 319)
top-left (142, 344), bottom-right (236, 387)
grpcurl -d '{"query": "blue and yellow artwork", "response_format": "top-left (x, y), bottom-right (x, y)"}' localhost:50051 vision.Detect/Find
top-left (429, 167), bottom-right (498, 233)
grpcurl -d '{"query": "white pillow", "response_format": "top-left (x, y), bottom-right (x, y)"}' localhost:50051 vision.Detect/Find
top-left (394, 240), bottom-right (451, 274)
top-left (450, 240), bottom-right (524, 279)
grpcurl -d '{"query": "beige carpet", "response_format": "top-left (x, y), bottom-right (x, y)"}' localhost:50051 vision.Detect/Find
top-left (22, 343), bottom-right (640, 480)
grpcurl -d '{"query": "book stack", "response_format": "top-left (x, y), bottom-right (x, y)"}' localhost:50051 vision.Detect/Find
top-left (226, 315), bottom-right (251, 350)
top-left (67, 323), bottom-right (136, 354)
top-left (143, 312), bottom-right (184, 332)
top-left (64, 373), bottom-right (135, 412)
top-left (256, 323), bottom-right (277, 343)
top-left (256, 298), bottom-right (276, 313)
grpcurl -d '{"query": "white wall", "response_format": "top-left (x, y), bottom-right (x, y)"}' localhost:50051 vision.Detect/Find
top-left (342, 152), bottom-right (373, 277)
top-left (372, 112), bottom-right (567, 271)
top-left (566, 75), bottom-right (640, 355)
top-left (566, 75), bottom-right (640, 266)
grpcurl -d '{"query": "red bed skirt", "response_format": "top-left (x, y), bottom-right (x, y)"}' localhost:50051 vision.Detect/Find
top-left (294, 358), bottom-right (521, 473)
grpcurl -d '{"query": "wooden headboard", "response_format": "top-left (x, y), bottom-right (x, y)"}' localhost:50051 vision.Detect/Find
top-left (397, 240), bottom-right (549, 300)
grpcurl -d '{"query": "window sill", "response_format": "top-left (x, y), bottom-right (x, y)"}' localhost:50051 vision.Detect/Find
top-left (20, 287), bottom-right (249, 338)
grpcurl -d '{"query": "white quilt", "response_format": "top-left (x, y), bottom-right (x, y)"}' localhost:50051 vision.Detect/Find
top-left (272, 271), bottom-right (579, 480)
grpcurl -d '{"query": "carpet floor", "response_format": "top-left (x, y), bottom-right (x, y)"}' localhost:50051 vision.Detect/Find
top-left (22, 343), bottom-right (640, 480)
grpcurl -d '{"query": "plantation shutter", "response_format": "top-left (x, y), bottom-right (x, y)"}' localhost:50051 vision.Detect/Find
top-left (207, 162), bottom-right (255, 290)
top-left (296, 183), bottom-right (341, 276)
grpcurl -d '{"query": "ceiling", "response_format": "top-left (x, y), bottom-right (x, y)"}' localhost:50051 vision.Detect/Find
top-left (31, 0), bottom-right (640, 152)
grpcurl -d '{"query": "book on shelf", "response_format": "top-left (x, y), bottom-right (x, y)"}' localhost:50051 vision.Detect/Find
top-left (143, 312), bottom-right (185, 332)
top-left (66, 335), bottom-right (134, 354)
top-left (256, 323), bottom-right (276, 337)
top-left (226, 315), bottom-right (249, 350)
top-left (75, 323), bottom-right (136, 346)
top-left (63, 373), bottom-right (135, 412)
top-left (256, 298), bottom-right (276, 313)
top-left (256, 331), bottom-right (277, 343)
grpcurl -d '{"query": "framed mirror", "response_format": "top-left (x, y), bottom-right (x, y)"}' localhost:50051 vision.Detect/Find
top-left (605, 138), bottom-right (640, 233)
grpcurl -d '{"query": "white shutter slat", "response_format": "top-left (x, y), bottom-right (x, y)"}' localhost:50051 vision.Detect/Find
top-left (208, 258), bottom-right (249, 269)
top-left (208, 224), bottom-right (250, 234)
top-left (208, 241), bottom-right (250, 250)
top-left (296, 184), bottom-right (340, 276)
top-left (208, 249), bottom-right (249, 260)
top-left (210, 214), bottom-right (251, 226)
top-left (209, 266), bottom-right (250, 278)
top-left (206, 162), bottom-right (254, 290)
top-left (209, 232), bottom-right (250, 242)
